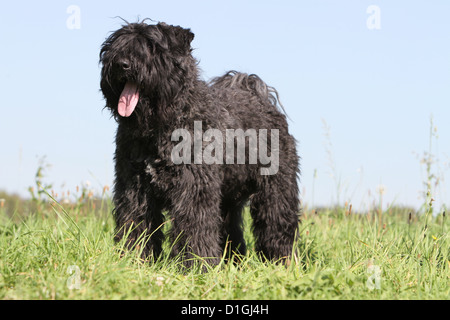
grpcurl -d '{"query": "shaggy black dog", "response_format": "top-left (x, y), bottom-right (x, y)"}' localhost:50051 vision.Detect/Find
top-left (100, 20), bottom-right (300, 267)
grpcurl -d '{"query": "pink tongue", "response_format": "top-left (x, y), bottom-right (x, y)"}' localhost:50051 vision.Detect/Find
top-left (118, 82), bottom-right (139, 117)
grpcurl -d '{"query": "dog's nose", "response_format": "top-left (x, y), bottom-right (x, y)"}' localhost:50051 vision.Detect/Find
top-left (118, 59), bottom-right (131, 70)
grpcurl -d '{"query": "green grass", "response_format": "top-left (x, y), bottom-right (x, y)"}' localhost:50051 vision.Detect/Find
top-left (0, 195), bottom-right (448, 300)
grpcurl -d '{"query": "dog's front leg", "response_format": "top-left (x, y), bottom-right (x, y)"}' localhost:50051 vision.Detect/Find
top-left (112, 141), bottom-right (165, 261)
top-left (167, 165), bottom-right (223, 268)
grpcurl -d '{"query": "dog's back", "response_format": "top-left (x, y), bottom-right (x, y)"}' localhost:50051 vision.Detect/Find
top-left (209, 70), bottom-right (286, 115)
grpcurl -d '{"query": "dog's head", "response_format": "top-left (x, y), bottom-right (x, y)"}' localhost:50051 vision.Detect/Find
top-left (100, 20), bottom-right (195, 119)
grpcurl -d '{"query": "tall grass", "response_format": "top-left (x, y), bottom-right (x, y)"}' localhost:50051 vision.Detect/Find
top-left (0, 185), bottom-right (448, 299)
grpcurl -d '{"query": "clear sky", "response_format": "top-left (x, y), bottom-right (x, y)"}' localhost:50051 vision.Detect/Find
top-left (1, 1), bottom-right (449, 211)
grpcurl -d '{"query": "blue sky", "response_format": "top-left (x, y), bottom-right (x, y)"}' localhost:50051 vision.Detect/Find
top-left (0, 1), bottom-right (449, 211)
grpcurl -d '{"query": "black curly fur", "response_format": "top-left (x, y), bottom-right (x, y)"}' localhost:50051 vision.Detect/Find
top-left (100, 21), bottom-right (300, 267)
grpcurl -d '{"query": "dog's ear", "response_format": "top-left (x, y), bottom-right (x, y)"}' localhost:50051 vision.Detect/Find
top-left (157, 22), bottom-right (194, 54)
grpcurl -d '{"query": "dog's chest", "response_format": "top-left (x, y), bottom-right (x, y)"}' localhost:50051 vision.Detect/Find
top-left (144, 158), bottom-right (159, 176)
top-left (123, 135), bottom-right (177, 193)
top-left (127, 139), bottom-right (161, 176)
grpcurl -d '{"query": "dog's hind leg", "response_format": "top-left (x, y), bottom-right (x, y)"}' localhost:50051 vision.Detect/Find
top-left (250, 174), bottom-right (300, 262)
top-left (220, 200), bottom-right (247, 259)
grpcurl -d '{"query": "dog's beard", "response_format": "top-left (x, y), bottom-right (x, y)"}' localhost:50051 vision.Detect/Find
top-left (118, 82), bottom-right (139, 117)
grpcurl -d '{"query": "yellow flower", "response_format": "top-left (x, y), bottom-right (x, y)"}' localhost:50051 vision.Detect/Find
top-left (376, 185), bottom-right (386, 195)
top-left (155, 276), bottom-right (165, 286)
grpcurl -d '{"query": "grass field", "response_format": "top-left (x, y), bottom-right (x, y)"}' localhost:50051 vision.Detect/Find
top-left (0, 189), bottom-right (448, 300)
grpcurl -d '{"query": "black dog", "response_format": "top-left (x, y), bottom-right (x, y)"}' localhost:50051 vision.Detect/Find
top-left (100, 20), bottom-right (300, 267)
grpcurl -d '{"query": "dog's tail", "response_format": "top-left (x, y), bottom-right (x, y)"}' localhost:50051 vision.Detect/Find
top-left (209, 70), bottom-right (288, 117)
